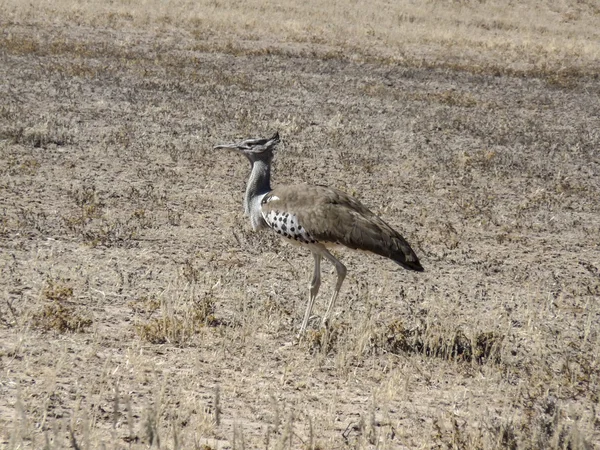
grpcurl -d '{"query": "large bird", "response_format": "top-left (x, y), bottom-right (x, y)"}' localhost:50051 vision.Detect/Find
top-left (215, 132), bottom-right (423, 338)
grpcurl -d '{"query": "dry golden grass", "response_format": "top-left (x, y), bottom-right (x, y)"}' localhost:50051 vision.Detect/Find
top-left (29, 280), bottom-right (93, 333)
top-left (0, 0), bottom-right (599, 448)
top-left (1, 0), bottom-right (599, 77)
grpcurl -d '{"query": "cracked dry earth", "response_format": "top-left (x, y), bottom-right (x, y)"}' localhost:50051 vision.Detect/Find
top-left (1, 22), bottom-right (600, 449)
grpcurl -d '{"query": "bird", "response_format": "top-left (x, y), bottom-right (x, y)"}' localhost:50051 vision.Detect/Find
top-left (214, 132), bottom-right (423, 339)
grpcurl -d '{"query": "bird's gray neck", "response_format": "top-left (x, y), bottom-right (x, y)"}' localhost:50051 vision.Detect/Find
top-left (244, 159), bottom-right (271, 230)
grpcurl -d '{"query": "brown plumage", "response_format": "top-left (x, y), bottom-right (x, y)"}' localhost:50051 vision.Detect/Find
top-left (261, 185), bottom-right (423, 272)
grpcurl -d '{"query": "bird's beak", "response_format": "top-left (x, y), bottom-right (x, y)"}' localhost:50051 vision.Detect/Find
top-left (213, 143), bottom-right (239, 150)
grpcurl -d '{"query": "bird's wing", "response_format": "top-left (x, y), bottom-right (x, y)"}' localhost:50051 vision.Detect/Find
top-left (261, 185), bottom-right (423, 271)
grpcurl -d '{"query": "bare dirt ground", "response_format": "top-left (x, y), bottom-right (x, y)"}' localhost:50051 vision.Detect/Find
top-left (1, 3), bottom-right (599, 448)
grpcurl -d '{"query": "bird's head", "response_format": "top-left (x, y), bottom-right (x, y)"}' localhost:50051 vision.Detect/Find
top-left (214, 132), bottom-right (280, 165)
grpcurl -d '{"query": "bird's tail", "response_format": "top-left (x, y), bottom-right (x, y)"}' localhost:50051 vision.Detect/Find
top-left (386, 234), bottom-right (424, 272)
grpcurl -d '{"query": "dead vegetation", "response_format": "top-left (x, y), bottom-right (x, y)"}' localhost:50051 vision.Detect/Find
top-left (133, 292), bottom-right (219, 345)
top-left (1, 0), bottom-right (599, 79)
top-left (306, 319), bottom-right (504, 366)
top-left (30, 279), bottom-right (93, 333)
top-left (0, 0), bottom-right (599, 448)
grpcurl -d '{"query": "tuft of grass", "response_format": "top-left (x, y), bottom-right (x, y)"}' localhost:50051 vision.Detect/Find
top-left (128, 296), bottom-right (161, 315)
top-left (305, 321), bottom-right (350, 355)
top-left (42, 279), bottom-right (73, 302)
top-left (372, 320), bottom-right (504, 364)
top-left (30, 302), bottom-right (93, 333)
top-left (303, 318), bottom-right (503, 365)
top-left (134, 294), bottom-right (219, 345)
top-left (30, 279), bottom-right (92, 333)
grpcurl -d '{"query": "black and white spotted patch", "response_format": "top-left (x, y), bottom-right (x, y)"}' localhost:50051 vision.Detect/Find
top-left (262, 210), bottom-right (317, 244)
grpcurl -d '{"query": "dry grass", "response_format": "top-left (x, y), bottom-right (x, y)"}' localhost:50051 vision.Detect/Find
top-left (29, 279), bottom-right (93, 333)
top-left (1, 0), bottom-right (599, 78)
top-left (133, 291), bottom-right (219, 345)
top-left (0, 0), bottom-right (599, 448)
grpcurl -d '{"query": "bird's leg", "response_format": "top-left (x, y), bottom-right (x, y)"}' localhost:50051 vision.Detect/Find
top-left (298, 252), bottom-right (322, 338)
top-left (321, 250), bottom-right (347, 328)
